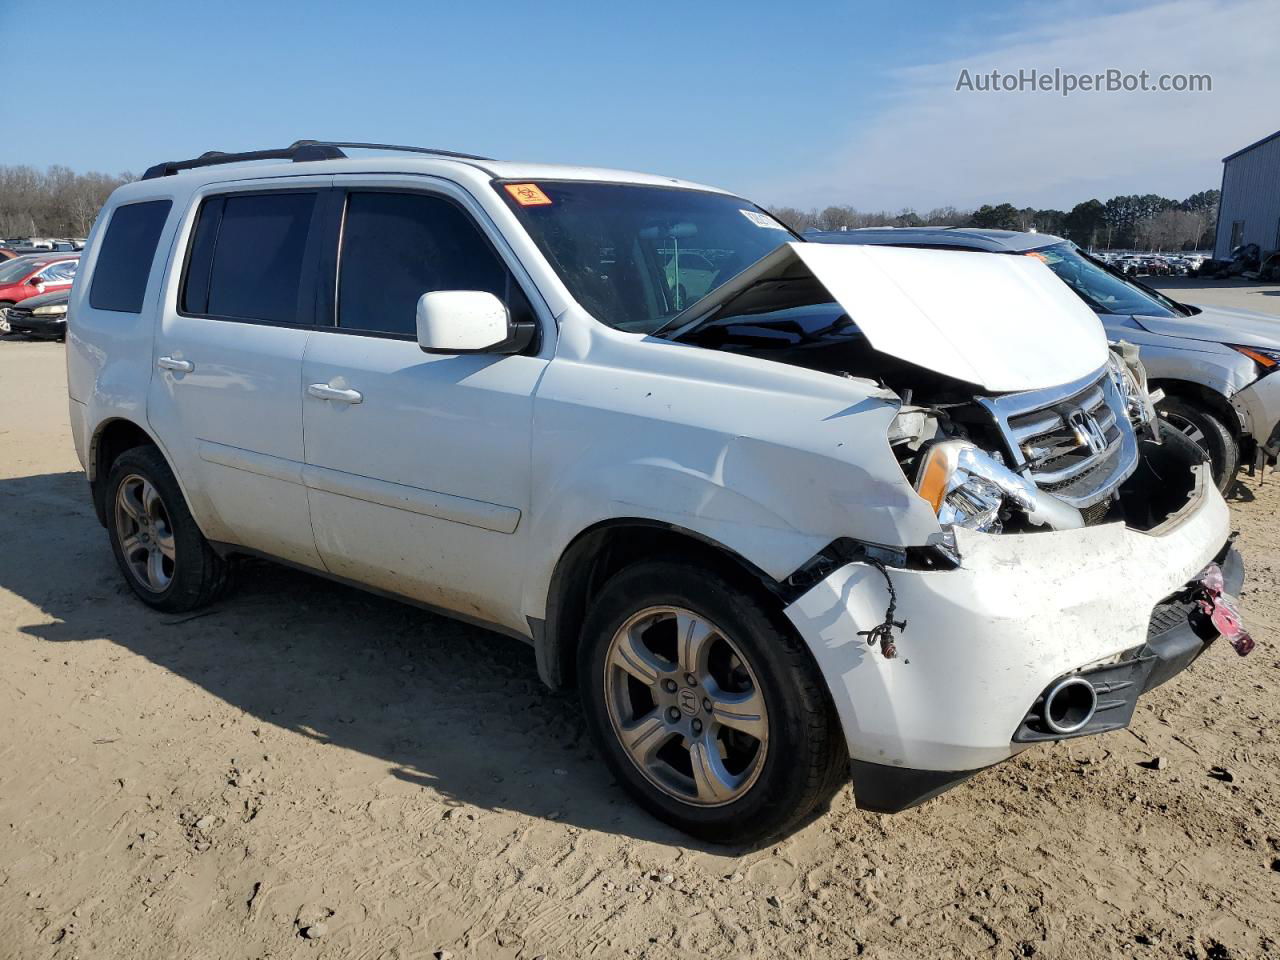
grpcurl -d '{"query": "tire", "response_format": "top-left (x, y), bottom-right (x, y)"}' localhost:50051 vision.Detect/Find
top-left (1157, 396), bottom-right (1240, 493)
top-left (578, 560), bottom-right (846, 845)
top-left (104, 445), bottom-right (230, 611)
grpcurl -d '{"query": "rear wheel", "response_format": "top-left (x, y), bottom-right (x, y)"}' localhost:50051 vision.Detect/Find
top-left (1157, 397), bottom-right (1240, 493)
top-left (578, 561), bottom-right (846, 844)
top-left (105, 446), bottom-right (230, 611)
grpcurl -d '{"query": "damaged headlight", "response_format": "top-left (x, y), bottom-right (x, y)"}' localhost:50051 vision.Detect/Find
top-left (917, 443), bottom-right (1006, 533)
top-left (916, 440), bottom-right (1084, 540)
top-left (1108, 343), bottom-right (1160, 439)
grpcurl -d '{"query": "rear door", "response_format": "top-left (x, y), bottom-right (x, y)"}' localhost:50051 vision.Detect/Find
top-left (300, 177), bottom-right (550, 632)
top-left (146, 177), bottom-right (334, 567)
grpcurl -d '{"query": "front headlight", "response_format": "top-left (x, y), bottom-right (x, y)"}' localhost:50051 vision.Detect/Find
top-left (32, 303), bottom-right (68, 316)
top-left (1229, 343), bottom-right (1280, 376)
top-left (1108, 342), bottom-right (1159, 437)
top-left (916, 440), bottom-right (1084, 538)
top-left (916, 441), bottom-right (1007, 533)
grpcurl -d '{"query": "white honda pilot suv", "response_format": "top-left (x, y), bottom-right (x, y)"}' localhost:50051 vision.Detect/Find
top-left (67, 141), bottom-right (1249, 843)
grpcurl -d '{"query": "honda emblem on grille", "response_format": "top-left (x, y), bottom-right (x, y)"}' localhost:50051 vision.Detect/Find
top-left (1067, 408), bottom-right (1107, 454)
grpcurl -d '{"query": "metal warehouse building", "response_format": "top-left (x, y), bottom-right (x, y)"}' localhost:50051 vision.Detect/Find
top-left (1215, 128), bottom-right (1280, 259)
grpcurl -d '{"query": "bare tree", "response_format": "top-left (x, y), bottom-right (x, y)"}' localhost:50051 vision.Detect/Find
top-left (0, 164), bottom-right (136, 238)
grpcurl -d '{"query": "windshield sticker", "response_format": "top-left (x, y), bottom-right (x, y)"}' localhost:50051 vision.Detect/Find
top-left (739, 209), bottom-right (786, 230)
top-left (505, 183), bottom-right (553, 207)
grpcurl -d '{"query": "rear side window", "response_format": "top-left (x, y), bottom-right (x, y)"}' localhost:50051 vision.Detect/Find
top-left (337, 191), bottom-right (532, 336)
top-left (182, 191), bottom-right (317, 324)
top-left (89, 200), bottom-right (172, 313)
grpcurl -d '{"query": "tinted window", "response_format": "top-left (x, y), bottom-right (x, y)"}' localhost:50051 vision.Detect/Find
top-left (183, 192), bottom-right (316, 323)
top-left (338, 191), bottom-right (531, 336)
top-left (89, 200), bottom-right (172, 313)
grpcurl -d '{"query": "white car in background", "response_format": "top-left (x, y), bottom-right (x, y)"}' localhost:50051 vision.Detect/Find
top-left (66, 141), bottom-right (1248, 843)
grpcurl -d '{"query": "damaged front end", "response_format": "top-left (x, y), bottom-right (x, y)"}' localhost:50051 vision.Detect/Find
top-left (887, 343), bottom-right (1170, 557)
top-left (840, 358), bottom-right (1251, 810)
top-left (663, 243), bottom-right (1251, 813)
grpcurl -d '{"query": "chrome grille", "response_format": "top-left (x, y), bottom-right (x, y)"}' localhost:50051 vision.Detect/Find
top-left (979, 366), bottom-right (1140, 509)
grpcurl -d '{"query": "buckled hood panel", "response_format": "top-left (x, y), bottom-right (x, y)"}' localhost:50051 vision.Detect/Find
top-left (667, 242), bottom-right (1110, 393)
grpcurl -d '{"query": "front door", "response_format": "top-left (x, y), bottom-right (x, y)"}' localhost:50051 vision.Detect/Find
top-left (147, 178), bottom-right (332, 568)
top-left (301, 180), bottom-right (549, 632)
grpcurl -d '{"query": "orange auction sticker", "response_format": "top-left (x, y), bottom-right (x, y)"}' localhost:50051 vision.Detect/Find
top-left (504, 183), bottom-right (553, 206)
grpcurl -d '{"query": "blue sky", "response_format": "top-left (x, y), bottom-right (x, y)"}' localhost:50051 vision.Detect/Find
top-left (2, 0), bottom-right (1275, 212)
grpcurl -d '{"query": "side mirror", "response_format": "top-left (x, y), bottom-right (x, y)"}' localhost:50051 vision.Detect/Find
top-left (415, 290), bottom-right (534, 355)
top-left (28, 276), bottom-right (43, 285)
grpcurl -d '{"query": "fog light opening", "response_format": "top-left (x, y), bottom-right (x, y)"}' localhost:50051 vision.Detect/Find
top-left (1043, 676), bottom-right (1097, 735)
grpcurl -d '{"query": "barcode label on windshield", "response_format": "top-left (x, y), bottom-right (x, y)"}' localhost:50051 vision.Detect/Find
top-left (740, 209), bottom-right (786, 229)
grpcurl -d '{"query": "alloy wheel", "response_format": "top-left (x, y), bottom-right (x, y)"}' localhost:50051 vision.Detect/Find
top-left (1163, 411), bottom-right (1207, 449)
top-left (603, 606), bottom-right (769, 806)
top-left (114, 474), bottom-right (176, 593)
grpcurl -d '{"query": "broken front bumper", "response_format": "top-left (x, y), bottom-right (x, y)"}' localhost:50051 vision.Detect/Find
top-left (784, 466), bottom-right (1236, 811)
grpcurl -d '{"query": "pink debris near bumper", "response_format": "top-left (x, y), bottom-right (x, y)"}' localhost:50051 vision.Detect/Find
top-left (1195, 563), bottom-right (1255, 657)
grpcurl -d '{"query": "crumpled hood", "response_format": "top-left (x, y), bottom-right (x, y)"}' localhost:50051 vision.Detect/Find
top-left (1134, 303), bottom-right (1280, 350)
top-left (667, 242), bottom-right (1108, 392)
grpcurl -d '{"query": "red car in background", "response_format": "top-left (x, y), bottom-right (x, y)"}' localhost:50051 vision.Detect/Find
top-left (0, 254), bottom-right (80, 309)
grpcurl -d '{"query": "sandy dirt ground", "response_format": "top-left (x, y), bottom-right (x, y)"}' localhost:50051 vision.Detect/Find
top-left (1, 333), bottom-right (1278, 960)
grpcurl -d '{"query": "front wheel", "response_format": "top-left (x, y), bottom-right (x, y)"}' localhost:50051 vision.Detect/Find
top-left (578, 561), bottom-right (846, 844)
top-left (105, 445), bottom-right (230, 611)
top-left (1157, 397), bottom-right (1240, 493)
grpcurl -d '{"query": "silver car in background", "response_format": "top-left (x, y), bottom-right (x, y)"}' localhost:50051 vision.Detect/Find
top-left (812, 228), bottom-right (1280, 491)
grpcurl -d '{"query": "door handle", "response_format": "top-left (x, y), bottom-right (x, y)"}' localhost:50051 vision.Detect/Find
top-left (157, 356), bottom-right (194, 373)
top-left (307, 383), bottom-right (363, 404)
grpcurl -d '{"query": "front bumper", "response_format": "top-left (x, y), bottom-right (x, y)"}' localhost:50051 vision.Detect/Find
top-left (5, 311), bottom-right (66, 339)
top-left (1232, 373), bottom-right (1280, 460)
top-left (784, 465), bottom-right (1235, 807)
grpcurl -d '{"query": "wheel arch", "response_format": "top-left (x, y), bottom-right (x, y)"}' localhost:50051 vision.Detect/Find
top-left (88, 418), bottom-right (171, 526)
top-left (533, 519), bottom-right (791, 691)
top-left (1151, 378), bottom-right (1246, 437)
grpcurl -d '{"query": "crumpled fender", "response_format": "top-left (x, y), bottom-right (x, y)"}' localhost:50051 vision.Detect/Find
top-left (518, 319), bottom-right (944, 622)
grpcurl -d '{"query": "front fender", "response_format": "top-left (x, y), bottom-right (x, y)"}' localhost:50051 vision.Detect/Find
top-left (519, 347), bottom-right (943, 622)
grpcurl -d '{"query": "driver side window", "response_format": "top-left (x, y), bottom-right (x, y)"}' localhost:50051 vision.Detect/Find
top-left (337, 191), bottom-right (533, 338)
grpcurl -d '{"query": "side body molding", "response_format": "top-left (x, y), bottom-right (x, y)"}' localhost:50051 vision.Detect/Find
top-left (197, 440), bottom-right (521, 534)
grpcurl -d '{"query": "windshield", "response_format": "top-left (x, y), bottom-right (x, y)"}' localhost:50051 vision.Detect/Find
top-left (1035, 242), bottom-right (1183, 318)
top-left (498, 181), bottom-right (796, 334)
top-left (0, 258), bottom-right (38, 283)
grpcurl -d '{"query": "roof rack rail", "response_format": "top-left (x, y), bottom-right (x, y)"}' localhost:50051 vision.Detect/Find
top-left (141, 140), bottom-right (495, 180)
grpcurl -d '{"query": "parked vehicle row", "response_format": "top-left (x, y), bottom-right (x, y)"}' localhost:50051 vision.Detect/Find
top-left (812, 227), bottom-right (1280, 491)
top-left (0, 237), bottom-right (85, 255)
top-left (0, 253), bottom-right (79, 338)
top-left (1093, 250), bottom-right (1206, 277)
top-left (65, 141), bottom-right (1252, 843)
